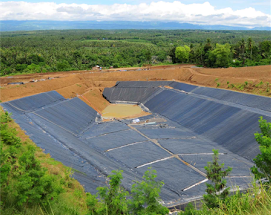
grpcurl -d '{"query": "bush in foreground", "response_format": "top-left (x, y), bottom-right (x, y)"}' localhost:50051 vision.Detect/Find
top-left (87, 168), bottom-right (169, 215)
top-left (203, 149), bottom-right (232, 208)
top-left (251, 116), bottom-right (271, 184)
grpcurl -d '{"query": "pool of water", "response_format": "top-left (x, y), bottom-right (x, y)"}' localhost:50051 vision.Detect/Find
top-left (101, 104), bottom-right (150, 119)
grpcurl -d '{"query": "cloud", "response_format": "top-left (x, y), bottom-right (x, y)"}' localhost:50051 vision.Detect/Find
top-left (0, 1), bottom-right (270, 27)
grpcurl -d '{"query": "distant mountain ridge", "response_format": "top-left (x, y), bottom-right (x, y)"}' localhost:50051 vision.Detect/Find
top-left (1, 20), bottom-right (270, 31)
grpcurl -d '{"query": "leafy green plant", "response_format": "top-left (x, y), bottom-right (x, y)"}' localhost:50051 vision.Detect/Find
top-left (237, 84), bottom-right (244, 91)
top-left (0, 111), bottom-right (12, 123)
top-left (96, 170), bottom-right (129, 214)
top-left (129, 167), bottom-right (169, 215)
top-left (251, 117), bottom-right (271, 184)
top-left (0, 125), bottom-right (21, 147)
top-left (216, 83), bottom-right (220, 88)
top-left (256, 81), bottom-right (264, 88)
top-left (87, 168), bottom-right (168, 215)
top-left (0, 111), bottom-right (63, 210)
top-left (0, 142), bottom-right (12, 196)
top-left (180, 202), bottom-right (199, 215)
top-left (14, 145), bottom-right (63, 206)
top-left (203, 149), bottom-right (232, 208)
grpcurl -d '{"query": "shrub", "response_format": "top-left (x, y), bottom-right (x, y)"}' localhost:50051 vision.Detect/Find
top-left (203, 149), bottom-right (232, 208)
top-left (87, 168), bottom-right (168, 215)
top-left (0, 125), bottom-right (21, 147)
top-left (0, 111), bottom-right (12, 123)
top-left (180, 203), bottom-right (199, 215)
top-left (15, 64), bottom-right (28, 72)
top-left (96, 170), bottom-right (129, 214)
top-left (256, 81), bottom-right (264, 88)
top-left (251, 117), bottom-right (271, 184)
top-left (14, 146), bottom-right (63, 206)
top-left (0, 111), bottom-right (63, 210)
top-left (129, 168), bottom-right (169, 215)
top-left (57, 60), bottom-right (71, 71)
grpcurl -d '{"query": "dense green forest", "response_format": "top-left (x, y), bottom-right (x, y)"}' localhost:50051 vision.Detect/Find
top-left (0, 29), bottom-right (270, 76)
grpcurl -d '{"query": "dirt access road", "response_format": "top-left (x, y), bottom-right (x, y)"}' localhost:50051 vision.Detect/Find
top-left (1, 64), bottom-right (270, 112)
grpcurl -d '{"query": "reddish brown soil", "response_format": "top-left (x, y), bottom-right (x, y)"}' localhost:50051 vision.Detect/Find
top-left (78, 88), bottom-right (110, 113)
top-left (1, 64), bottom-right (270, 112)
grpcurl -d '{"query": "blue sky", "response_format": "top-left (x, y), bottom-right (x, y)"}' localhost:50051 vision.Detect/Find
top-left (0, 1), bottom-right (270, 27)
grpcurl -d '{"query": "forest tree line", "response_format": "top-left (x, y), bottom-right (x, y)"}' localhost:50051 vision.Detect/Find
top-left (173, 38), bottom-right (271, 68)
top-left (0, 29), bottom-right (270, 76)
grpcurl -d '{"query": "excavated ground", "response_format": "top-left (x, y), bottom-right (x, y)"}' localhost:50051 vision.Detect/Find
top-left (1, 65), bottom-right (270, 109)
top-left (1, 64), bottom-right (270, 208)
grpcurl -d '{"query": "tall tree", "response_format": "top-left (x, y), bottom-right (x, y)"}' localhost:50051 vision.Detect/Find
top-left (239, 39), bottom-right (246, 65)
top-left (211, 43), bottom-right (232, 68)
top-left (247, 37), bottom-right (254, 60)
top-left (175, 45), bottom-right (191, 63)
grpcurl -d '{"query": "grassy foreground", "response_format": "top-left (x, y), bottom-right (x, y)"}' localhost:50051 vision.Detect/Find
top-left (180, 183), bottom-right (271, 215)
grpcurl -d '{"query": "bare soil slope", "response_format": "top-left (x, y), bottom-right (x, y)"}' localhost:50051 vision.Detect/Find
top-left (1, 64), bottom-right (270, 112)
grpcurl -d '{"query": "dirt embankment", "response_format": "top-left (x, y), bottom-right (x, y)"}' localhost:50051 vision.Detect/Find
top-left (1, 64), bottom-right (270, 112)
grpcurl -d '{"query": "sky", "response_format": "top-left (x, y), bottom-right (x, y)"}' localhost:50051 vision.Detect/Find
top-left (0, 0), bottom-right (270, 28)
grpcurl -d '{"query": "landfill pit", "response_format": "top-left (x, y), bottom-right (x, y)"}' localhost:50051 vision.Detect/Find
top-left (1, 81), bottom-right (271, 208)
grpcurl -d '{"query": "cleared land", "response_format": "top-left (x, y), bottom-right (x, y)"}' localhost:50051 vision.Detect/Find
top-left (1, 65), bottom-right (270, 108)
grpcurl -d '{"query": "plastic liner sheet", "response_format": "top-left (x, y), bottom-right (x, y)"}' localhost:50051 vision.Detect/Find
top-left (80, 121), bottom-right (129, 139)
top-left (1, 92), bottom-right (144, 195)
top-left (157, 138), bottom-right (228, 154)
top-left (169, 82), bottom-right (199, 92)
top-left (84, 129), bottom-right (148, 152)
top-left (179, 154), bottom-right (253, 176)
top-left (192, 87), bottom-right (271, 112)
top-left (136, 126), bottom-right (196, 139)
top-left (11, 110), bottom-right (145, 193)
top-left (144, 89), bottom-right (182, 113)
top-left (103, 87), bottom-right (161, 103)
top-left (115, 81), bottom-right (174, 88)
top-left (1, 90), bottom-right (214, 206)
top-left (73, 172), bottom-right (106, 194)
top-left (2, 87), bottom-right (269, 206)
top-left (1, 91), bottom-right (65, 113)
top-left (33, 97), bottom-right (97, 135)
top-left (144, 89), bottom-right (271, 161)
top-left (0, 113), bottom-right (106, 194)
top-left (106, 141), bottom-right (170, 168)
top-left (136, 157), bottom-right (206, 195)
top-left (172, 176), bottom-right (252, 208)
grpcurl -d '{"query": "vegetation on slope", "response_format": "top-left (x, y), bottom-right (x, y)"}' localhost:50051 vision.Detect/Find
top-left (0, 108), bottom-right (90, 214)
